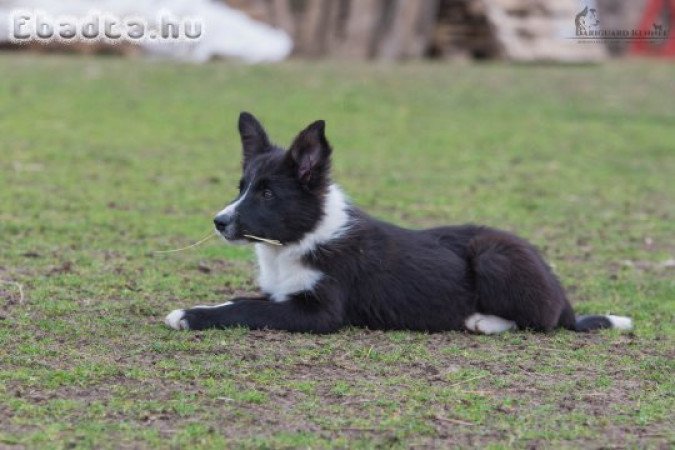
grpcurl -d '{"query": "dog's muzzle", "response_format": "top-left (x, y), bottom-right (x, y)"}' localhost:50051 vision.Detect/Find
top-left (214, 213), bottom-right (238, 240)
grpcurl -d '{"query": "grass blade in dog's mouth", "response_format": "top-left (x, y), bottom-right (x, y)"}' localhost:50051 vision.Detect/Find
top-left (243, 234), bottom-right (283, 246)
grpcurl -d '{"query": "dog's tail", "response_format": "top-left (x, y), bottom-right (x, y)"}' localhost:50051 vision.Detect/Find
top-left (559, 304), bottom-right (633, 332)
top-left (571, 314), bottom-right (633, 332)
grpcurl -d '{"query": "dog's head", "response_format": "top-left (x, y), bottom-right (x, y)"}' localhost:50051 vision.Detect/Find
top-left (214, 112), bottom-right (332, 245)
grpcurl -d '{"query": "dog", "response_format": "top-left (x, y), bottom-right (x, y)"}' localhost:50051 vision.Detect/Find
top-left (165, 113), bottom-right (633, 334)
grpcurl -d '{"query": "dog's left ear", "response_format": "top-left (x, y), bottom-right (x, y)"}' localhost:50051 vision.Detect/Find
top-left (288, 120), bottom-right (331, 186)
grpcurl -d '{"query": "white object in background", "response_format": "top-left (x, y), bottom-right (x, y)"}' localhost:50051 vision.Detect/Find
top-left (0, 0), bottom-right (293, 63)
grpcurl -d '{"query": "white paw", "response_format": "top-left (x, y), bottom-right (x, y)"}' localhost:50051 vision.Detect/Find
top-left (465, 313), bottom-right (516, 334)
top-left (607, 315), bottom-right (633, 330)
top-left (164, 309), bottom-right (189, 330)
top-left (464, 314), bottom-right (481, 331)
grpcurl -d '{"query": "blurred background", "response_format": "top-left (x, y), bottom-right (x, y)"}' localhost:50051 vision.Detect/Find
top-left (0, 0), bottom-right (673, 62)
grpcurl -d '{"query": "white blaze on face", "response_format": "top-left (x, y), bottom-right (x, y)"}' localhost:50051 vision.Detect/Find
top-left (217, 186), bottom-right (250, 219)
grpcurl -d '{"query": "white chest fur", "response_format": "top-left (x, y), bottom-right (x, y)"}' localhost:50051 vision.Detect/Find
top-left (255, 184), bottom-right (350, 303)
top-left (256, 245), bottom-right (323, 302)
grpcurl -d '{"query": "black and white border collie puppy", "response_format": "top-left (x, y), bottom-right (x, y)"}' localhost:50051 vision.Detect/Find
top-left (165, 112), bottom-right (633, 334)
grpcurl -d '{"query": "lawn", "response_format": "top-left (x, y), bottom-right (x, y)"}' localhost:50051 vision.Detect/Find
top-left (0, 54), bottom-right (673, 449)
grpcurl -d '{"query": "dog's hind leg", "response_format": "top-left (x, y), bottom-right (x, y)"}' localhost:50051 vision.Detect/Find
top-left (467, 230), bottom-right (571, 331)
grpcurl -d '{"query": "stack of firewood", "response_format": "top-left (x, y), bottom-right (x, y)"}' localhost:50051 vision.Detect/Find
top-left (228, 0), bottom-right (606, 62)
top-left (481, 0), bottom-right (606, 62)
top-left (227, 0), bottom-right (440, 60)
top-left (429, 0), bottom-right (499, 59)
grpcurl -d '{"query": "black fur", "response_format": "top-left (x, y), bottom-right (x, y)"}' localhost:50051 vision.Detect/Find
top-left (177, 113), bottom-right (628, 334)
top-left (574, 315), bottom-right (613, 332)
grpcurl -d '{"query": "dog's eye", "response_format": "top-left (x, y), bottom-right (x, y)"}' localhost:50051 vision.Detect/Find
top-left (263, 189), bottom-right (273, 200)
top-left (238, 180), bottom-right (245, 192)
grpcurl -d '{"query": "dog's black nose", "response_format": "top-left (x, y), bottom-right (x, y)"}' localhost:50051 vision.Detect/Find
top-left (214, 215), bottom-right (231, 232)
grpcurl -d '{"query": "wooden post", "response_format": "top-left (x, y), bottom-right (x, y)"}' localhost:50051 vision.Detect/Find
top-left (332, 0), bottom-right (381, 59)
top-left (375, 0), bottom-right (440, 60)
top-left (269, 0), bottom-right (295, 35)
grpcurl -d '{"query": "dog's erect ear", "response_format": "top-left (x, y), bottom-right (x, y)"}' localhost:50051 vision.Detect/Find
top-left (288, 120), bottom-right (331, 186)
top-left (238, 112), bottom-right (270, 165)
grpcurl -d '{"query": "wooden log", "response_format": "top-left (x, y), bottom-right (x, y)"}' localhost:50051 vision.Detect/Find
top-left (375, 0), bottom-right (440, 60)
top-left (332, 0), bottom-right (381, 59)
top-left (269, 0), bottom-right (295, 35)
top-left (295, 0), bottom-right (329, 57)
top-left (321, 0), bottom-right (346, 55)
top-left (409, 0), bottom-right (441, 57)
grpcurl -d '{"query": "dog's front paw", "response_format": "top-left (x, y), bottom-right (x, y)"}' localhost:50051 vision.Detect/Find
top-left (164, 309), bottom-right (190, 330)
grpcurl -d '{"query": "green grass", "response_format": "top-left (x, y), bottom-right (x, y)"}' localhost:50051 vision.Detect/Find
top-left (0, 53), bottom-right (673, 449)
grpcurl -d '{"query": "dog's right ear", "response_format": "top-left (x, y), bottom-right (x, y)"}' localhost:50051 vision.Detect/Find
top-left (238, 112), bottom-right (270, 166)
